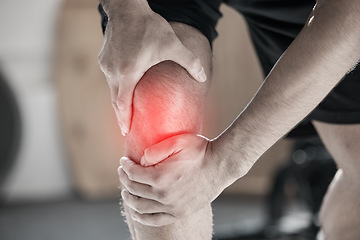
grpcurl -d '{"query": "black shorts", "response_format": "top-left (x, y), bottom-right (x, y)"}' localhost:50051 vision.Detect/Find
top-left (99, 0), bottom-right (360, 137)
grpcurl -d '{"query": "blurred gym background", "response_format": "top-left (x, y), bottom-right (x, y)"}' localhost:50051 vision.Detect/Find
top-left (0, 0), bottom-right (336, 239)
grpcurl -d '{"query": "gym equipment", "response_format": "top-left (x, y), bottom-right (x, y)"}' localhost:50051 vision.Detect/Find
top-left (0, 68), bottom-right (21, 202)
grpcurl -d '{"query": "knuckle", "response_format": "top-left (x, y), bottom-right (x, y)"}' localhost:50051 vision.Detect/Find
top-left (156, 190), bottom-right (166, 200)
top-left (112, 101), bottom-right (119, 110)
top-left (157, 191), bottom-right (171, 204)
top-left (133, 202), bottom-right (144, 214)
top-left (154, 179), bottom-right (165, 189)
top-left (98, 59), bottom-right (113, 75)
top-left (116, 99), bottom-right (127, 110)
top-left (150, 173), bottom-right (163, 188)
top-left (98, 58), bottom-right (129, 79)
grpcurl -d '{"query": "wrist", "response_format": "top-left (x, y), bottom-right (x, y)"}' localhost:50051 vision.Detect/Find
top-left (208, 136), bottom-right (244, 189)
top-left (211, 118), bottom-right (263, 182)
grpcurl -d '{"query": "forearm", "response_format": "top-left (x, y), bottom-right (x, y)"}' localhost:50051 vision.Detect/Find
top-left (215, 0), bottom-right (360, 180)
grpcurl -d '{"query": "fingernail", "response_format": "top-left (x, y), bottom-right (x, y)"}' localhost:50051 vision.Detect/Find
top-left (121, 128), bottom-right (126, 137)
top-left (120, 125), bottom-right (128, 136)
top-left (121, 189), bottom-right (128, 198)
top-left (197, 67), bottom-right (206, 82)
top-left (120, 157), bottom-right (128, 166)
top-left (120, 156), bottom-right (132, 166)
top-left (118, 121), bottom-right (128, 136)
top-left (140, 156), bottom-right (146, 166)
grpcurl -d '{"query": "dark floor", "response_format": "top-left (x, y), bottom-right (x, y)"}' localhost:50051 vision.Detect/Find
top-left (0, 195), bottom-right (312, 240)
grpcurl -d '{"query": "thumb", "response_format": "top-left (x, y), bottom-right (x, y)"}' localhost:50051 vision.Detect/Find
top-left (141, 136), bottom-right (184, 167)
top-left (167, 41), bottom-right (207, 83)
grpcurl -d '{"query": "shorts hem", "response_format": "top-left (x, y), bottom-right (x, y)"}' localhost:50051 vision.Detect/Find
top-left (308, 110), bottom-right (360, 125)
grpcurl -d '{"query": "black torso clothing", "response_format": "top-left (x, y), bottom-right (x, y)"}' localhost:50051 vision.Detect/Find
top-left (146, 0), bottom-right (316, 77)
top-left (225, 0), bottom-right (315, 76)
top-left (99, 0), bottom-right (360, 137)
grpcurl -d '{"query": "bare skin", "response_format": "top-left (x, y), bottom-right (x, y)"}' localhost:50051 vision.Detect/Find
top-left (118, 23), bottom-right (213, 239)
top-left (98, 0), bottom-right (207, 136)
top-left (313, 122), bottom-right (360, 240)
top-left (98, 0), bottom-right (360, 238)
top-left (119, 0), bottom-right (360, 239)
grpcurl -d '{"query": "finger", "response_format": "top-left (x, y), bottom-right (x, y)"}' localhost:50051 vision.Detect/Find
top-left (116, 75), bottom-right (137, 136)
top-left (141, 135), bottom-right (187, 166)
top-left (106, 81), bottom-right (123, 128)
top-left (166, 40), bottom-right (207, 83)
top-left (120, 157), bottom-right (156, 184)
top-left (110, 86), bottom-right (124, 129)
top-left (119, 166), bottom-right (176, 204)
top-left (121, 189), bottom-right (166, 215)
top-left (132, 211), bottom-right (177, 227)
top-left (118, 166), bottom-right (156, 199)
top-left (107, 79), bottom-right (119, 102)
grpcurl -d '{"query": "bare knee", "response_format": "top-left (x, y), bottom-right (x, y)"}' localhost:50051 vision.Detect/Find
top-left (122, 22), bottom-right (213, 240)
top-left (125, 61), bottom-right (210, 163)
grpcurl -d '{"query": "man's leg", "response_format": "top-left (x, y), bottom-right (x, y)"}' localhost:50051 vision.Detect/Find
top-left (313, 121), bottom-right (360, 240)
top-left (122, 22), bottom-right (213, 240)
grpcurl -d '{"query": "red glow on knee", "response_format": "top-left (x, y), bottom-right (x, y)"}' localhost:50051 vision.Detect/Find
top-left (124, 62), bottom-right (203, 162)
top-left (126, 87), bottom-right (198, 161)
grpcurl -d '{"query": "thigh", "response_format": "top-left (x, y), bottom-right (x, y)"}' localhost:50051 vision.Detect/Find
top-left (313, 121), bottom-right (360, 182)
